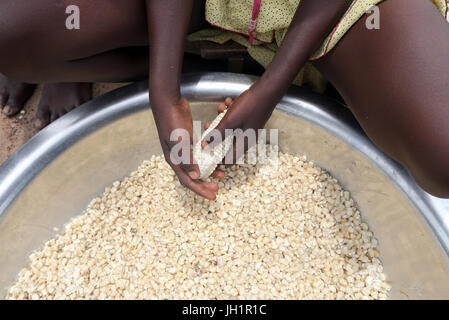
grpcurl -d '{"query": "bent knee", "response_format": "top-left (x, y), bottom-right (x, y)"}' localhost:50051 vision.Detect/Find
top-left (0, 29), bottom-right (18, 74)
top-left (0, 6), bottom-right (50, 82)
top-left (417, 172), bottom-right (449, 199)
top-left (403, 120), bottom-right (449, 198)
top-left (0, 40), bottom-right (48, 83)
top-left (0, 30), bottom-right (37, 81)
top-left (408, 156), bottom-right (449, 199)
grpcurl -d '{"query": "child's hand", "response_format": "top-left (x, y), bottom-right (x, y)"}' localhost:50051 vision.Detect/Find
top-left (202, 84), bottom-right (276, 165)
top-left (152, 96), bottom-right (223, 200)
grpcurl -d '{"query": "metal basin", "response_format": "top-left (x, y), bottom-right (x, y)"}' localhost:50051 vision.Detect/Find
top-left (0, 73), bottom-right (448, 299)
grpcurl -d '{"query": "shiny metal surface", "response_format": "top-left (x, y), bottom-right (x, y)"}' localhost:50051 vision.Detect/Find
top-left (0, 72), bottom-right (448, 299)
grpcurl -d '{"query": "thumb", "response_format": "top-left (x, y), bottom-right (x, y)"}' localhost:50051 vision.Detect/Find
top-left (166, 128), bottom-right (201, 180)
top-left (181, 161), bottom-right (201, 180)
top-left (181, 135), bottom-right (201, 179)
top-left (202, 111), bottom-right (236, 150)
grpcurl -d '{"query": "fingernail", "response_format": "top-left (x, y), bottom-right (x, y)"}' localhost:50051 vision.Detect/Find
top-left (34, 119), bottom-right (42, 128)
top-left (3, 105), bottom-right (11, 115)
top-left (188, 171), bottom-right (199, 179)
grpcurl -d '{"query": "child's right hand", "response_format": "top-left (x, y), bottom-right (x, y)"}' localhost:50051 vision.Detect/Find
top-left (151, 96), bottom-right (223, 200)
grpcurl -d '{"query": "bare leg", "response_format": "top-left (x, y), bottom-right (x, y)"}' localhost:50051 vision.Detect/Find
top-left (314, 0), bottom-right (449, 197)
top-left (0, 1), bottom-right (145, 130)
top-left (0, 0), bottom-right (149, 81)
top-left (0, 0), bottom-right (206, 83)
top-left (0, 0), bottom-right (206, 128)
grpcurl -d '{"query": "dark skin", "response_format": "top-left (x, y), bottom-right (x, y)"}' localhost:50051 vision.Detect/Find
top-left (35, 82), bottom-right (92, 128)
top-left (333, 2), bottom-right (448, 198)
top-left (147, 0), bottom-right (223, 200)
top-left (313, 0), bottom-right (449, 197)
top-left (202, 0), bottom-right (353, 160)
top-left (0, 73), bottom-right (36, 116)
top-left (1, 72), bottom-right (91, 129)
top-left (0, 0), bottom-right (206, 130)
top-left (0, 0), bottom-right (448, 197)
top-left (0, 0), bottom-right (149, 129)
top-left (206, 0), bottom-right (449, 198)
top-left (148, 0), bottom-right (352, 200)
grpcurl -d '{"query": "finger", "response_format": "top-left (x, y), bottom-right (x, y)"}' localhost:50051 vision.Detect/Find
top-left (221, 135), bottom-right (248, 167)
top-left (169, 152), bottom-right (219, 193)
top-left (211, 168), bottom-right (225, 179)
top-left (205, 99), bottom-right (233, 148)
top-left (165, 130), bottom-right (201, 180)
top-left (178, 142), bottom-right (201, 180)
top-left (202, 180), bottom-right (219, 192)
top-left (217, 102), bottom-right (227, 114)
top-left (224, 97), bottom-right (233, 107)
top-left (202, 112), bottom-right (236, 150)
top-left (175, 167), bottom-right (218, 200)
top-left (180, 162), bottom-right (201, 180)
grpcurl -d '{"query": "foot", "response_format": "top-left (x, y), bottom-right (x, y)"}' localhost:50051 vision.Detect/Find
top-left (34, 82), bottom-right (92, 129)
top-left (0, 74), bottom-right (36, 116)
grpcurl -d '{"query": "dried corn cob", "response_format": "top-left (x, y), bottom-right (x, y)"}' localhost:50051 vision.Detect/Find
top-left (193, 110), bottom-right (234, 179)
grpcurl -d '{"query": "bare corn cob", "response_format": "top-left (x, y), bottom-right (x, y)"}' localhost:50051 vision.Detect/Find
top-left (193, 110), bottom-right (234, 179)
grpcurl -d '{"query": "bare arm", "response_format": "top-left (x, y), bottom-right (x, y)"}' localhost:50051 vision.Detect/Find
top-left (146, 0), bottom-right (220, 200)
top-left (204, 0), bottom-right (353, 151)
top-left (147, 0), bottom-right (192, 105)
top-left (255, 0), bottom-right (352, 99)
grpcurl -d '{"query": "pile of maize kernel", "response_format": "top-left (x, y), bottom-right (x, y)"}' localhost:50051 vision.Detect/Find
top-left (6, 148), bottom-right (390, 300)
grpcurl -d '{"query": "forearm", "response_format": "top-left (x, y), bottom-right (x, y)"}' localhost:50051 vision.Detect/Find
top-left (254, 0), bottom-right (352, 102)
top-left (146, 0), bottom-right (194, 107)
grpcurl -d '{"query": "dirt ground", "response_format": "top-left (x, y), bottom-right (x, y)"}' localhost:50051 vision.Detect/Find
top-left (0, 83), bottom-right (126, 165)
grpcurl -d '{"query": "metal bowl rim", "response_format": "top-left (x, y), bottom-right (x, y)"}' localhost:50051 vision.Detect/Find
top-left (0, 72), bottom-right (448, 256)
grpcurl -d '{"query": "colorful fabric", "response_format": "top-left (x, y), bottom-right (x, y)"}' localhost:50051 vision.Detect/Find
top-left (188, 0), bottom-right (448, 91)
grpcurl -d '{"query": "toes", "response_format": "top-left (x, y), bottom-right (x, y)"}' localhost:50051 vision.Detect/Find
top-left (34, 104), bottom-right (51, 129)
top-left (2, 83), bottom-right (36, 116)
top-left (50, 112), bottom-right (60, 123)
top-left (0, 89), bottom-right (8, 108)
top-left (36, 82), bottom-right (91, 126)
top-left (204, 122), bottom-right (211, 130)
top-left (64, 104), bottom-right (77, 114)
top-left (2, 98), bottom-right (22, 116)
top-left (34, 118), bottom-right (48, 130)
top-left (80, 83), bottom-right (93, 102)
